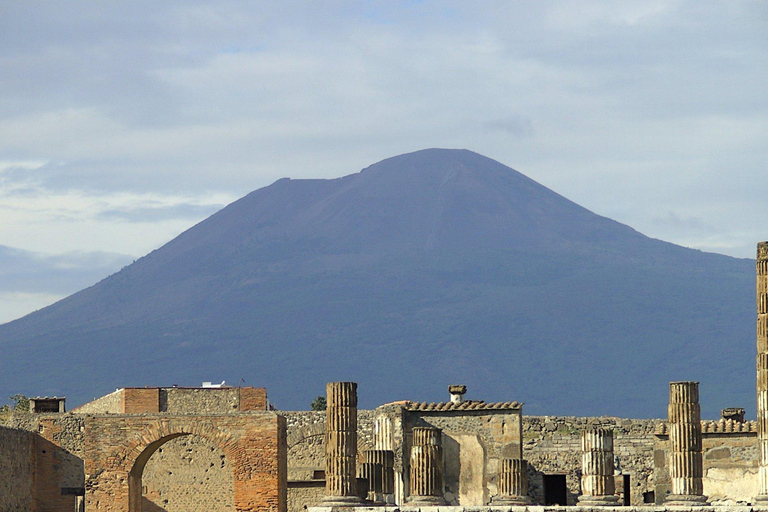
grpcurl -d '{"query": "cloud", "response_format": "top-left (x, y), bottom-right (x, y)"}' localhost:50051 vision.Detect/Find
top-left (96, 202), bottom-right (224, 223)
top-left (485, 116), bottom-right (534, 138)
top-left (0, 292), bottom-right (67, 324)
top-left (0, 245), bottom-right (133, 295)
top-left (0, 0), bottom-right (764, 280)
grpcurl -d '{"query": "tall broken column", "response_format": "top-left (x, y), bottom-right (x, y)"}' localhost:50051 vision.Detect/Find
top-left (578, 428), bottom-right (619, 506)
top-left (324, 382), bottom-right (363, 505)
top-left (757, 242), bottom-right (768, 504)
top-left (665, 381), bottom-right (707, 506)
top-left (493, 458), bottom-right (531, 505)
top-left (408, 427), bottom-right (446, 504)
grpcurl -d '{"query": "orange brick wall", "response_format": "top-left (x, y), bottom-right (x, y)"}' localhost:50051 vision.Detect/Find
top-left (84, 413), bottom-right (286, 512)
top-left (239, 387), bottom-right (268, 411)
top-left (122, 388), bottom-right (160, 413)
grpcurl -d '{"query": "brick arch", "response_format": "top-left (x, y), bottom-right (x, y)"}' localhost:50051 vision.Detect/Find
top-left (121, 418), bottom-right (239, 466)
top-left (83, 413), bottom-right (286, 512)
top-left (120, 420), bottom-right (239, 512)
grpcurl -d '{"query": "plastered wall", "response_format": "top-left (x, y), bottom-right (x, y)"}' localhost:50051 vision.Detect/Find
top-left (654, 427), bottom-right (758, 505)
top-left (404, 409), bottom-right (522, 505)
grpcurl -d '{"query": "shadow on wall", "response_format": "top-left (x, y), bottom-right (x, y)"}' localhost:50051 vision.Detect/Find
top-left (142, 497), bottom-right (168, 512)
top-left (36, 435), bottom-right (84, 510)
top-left (442, 435), bottom-right (461, 505)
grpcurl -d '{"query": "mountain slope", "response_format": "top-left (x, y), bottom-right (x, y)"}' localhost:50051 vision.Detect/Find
top-left (0, 149), bottom-right (755, 418)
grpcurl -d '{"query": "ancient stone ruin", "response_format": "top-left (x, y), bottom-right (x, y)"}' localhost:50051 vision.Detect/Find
top-left (2, 241), bottom-right (768, 511)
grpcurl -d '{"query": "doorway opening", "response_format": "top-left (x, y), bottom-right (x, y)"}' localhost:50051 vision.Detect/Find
top-left (543, 474), bottom-right (567, 506)
top-left (622, 474), bottom-right (631, 506)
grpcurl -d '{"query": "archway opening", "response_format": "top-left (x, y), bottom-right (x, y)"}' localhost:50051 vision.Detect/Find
top-left (129, 433), bottom-right (234, 512)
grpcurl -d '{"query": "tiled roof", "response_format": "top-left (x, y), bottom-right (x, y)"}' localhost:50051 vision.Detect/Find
top-left (403, 400), bottom-right (522, 411)
top-left (654, 419), bottom-right (757, 435)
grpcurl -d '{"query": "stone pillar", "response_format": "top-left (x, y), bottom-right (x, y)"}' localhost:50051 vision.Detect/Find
top-left (374, 415), bottom-right (393, 451)
top-left (408, 427), bottom-right (445, 504)
top-left (665, 381), bottom-right (708, 506)
top-left (493, 458), bottom-right (531, 505)
top-left (578, 428), bottom-right (619, 506)
top-left (361, 449), bottom-right (395, 504)
top-left (757, 242), bottom-right (768, 504)
top-left (324, 382), bottom-right (363, 505)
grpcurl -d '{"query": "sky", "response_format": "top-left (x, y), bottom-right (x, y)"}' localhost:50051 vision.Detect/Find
top-left (1, 1), bottom-right (767, 324)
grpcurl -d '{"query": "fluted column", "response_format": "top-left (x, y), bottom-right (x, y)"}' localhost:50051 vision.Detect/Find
top-left (408, 427), bottom-right (445, 504)
top-left (578, 428), bottom-right (619, 506)
top-left (665, 381), bottom-right (708, 506)
top-left (757, 242), bottom-right (768, 504)
top-left (361, 449), bottom-right (394, 504)
top-left (374, 415), bottom-right (394, 451)
top-left (493, 458), bottom-right (531, 505)
top-left (324, 382), bottom-right (363, 505)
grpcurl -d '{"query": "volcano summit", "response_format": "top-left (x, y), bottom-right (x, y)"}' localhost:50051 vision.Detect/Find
top-left (0, 149), bottom-right (753, 417)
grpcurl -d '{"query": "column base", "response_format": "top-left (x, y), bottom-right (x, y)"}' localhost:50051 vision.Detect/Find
top-left (492, 495), bottom-right (532, 505)
top-left (578, 495), bottom-right (620, 507)
top-left (321, 496), bottom-right (364, 506)
top-left (407, 495), bottom-right (447, 505)
top-left (365, 493), bottom-right (387, 506)
top-left (753, 494), bottom-right (768, 505)
top-left (664, 494), bottom-right (709, 506)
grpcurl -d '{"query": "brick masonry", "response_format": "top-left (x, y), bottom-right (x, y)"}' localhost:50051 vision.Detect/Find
top-left (83, 412), bottom-right (286, 512)
top-left (0, 401), bottom-right (761, 510)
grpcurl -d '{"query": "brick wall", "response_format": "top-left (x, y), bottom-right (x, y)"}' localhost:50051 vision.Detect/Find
top-left (122, 388), bottom-right (160, 413)
top-left (240, 387), bottom-right (268, 411)
top-left (83, 412), bottom-right (286, 512)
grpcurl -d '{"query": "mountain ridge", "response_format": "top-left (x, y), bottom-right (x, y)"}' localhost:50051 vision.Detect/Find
top-left (0, 149), bottom-right (755, 418)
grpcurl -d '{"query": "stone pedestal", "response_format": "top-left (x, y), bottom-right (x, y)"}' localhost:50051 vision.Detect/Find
top-left (408, 427), bottom-right (446, 505)
top-left (757, 242), bottom-right (768, 505)
top-left (665, 381), bottom-right (708, 506)
top-left (492, 458), bottom-right (531, 505)
top-left (323, 382), bottom-right (363, 505)
top-left (578, 428), bottom-right (619, 506)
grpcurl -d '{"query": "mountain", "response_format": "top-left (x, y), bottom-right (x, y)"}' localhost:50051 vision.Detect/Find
top-left (0, 149), bottom-right (755, 418)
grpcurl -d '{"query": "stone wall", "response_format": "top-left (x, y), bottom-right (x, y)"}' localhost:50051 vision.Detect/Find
top-left (404, 409), bottom-right (522, 505)
top-left (522, 416), bottom-right (659, 506)
top-left (654, 424), bottom-right (759, 505)
top-left (143, 435), bottom-right (235, 512)
top-left (163, 387), bottom-right (267, 413)
top-left (0, 415), bottom-right (86, 512)
top-left (0, 426), bottom-right (35, 511)
top-left (282, 407), bottom-right (522, 509)
top-left (71, 388), bottom-right (122, 413)
top-left (282, 410), bottom-right (377, 512)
